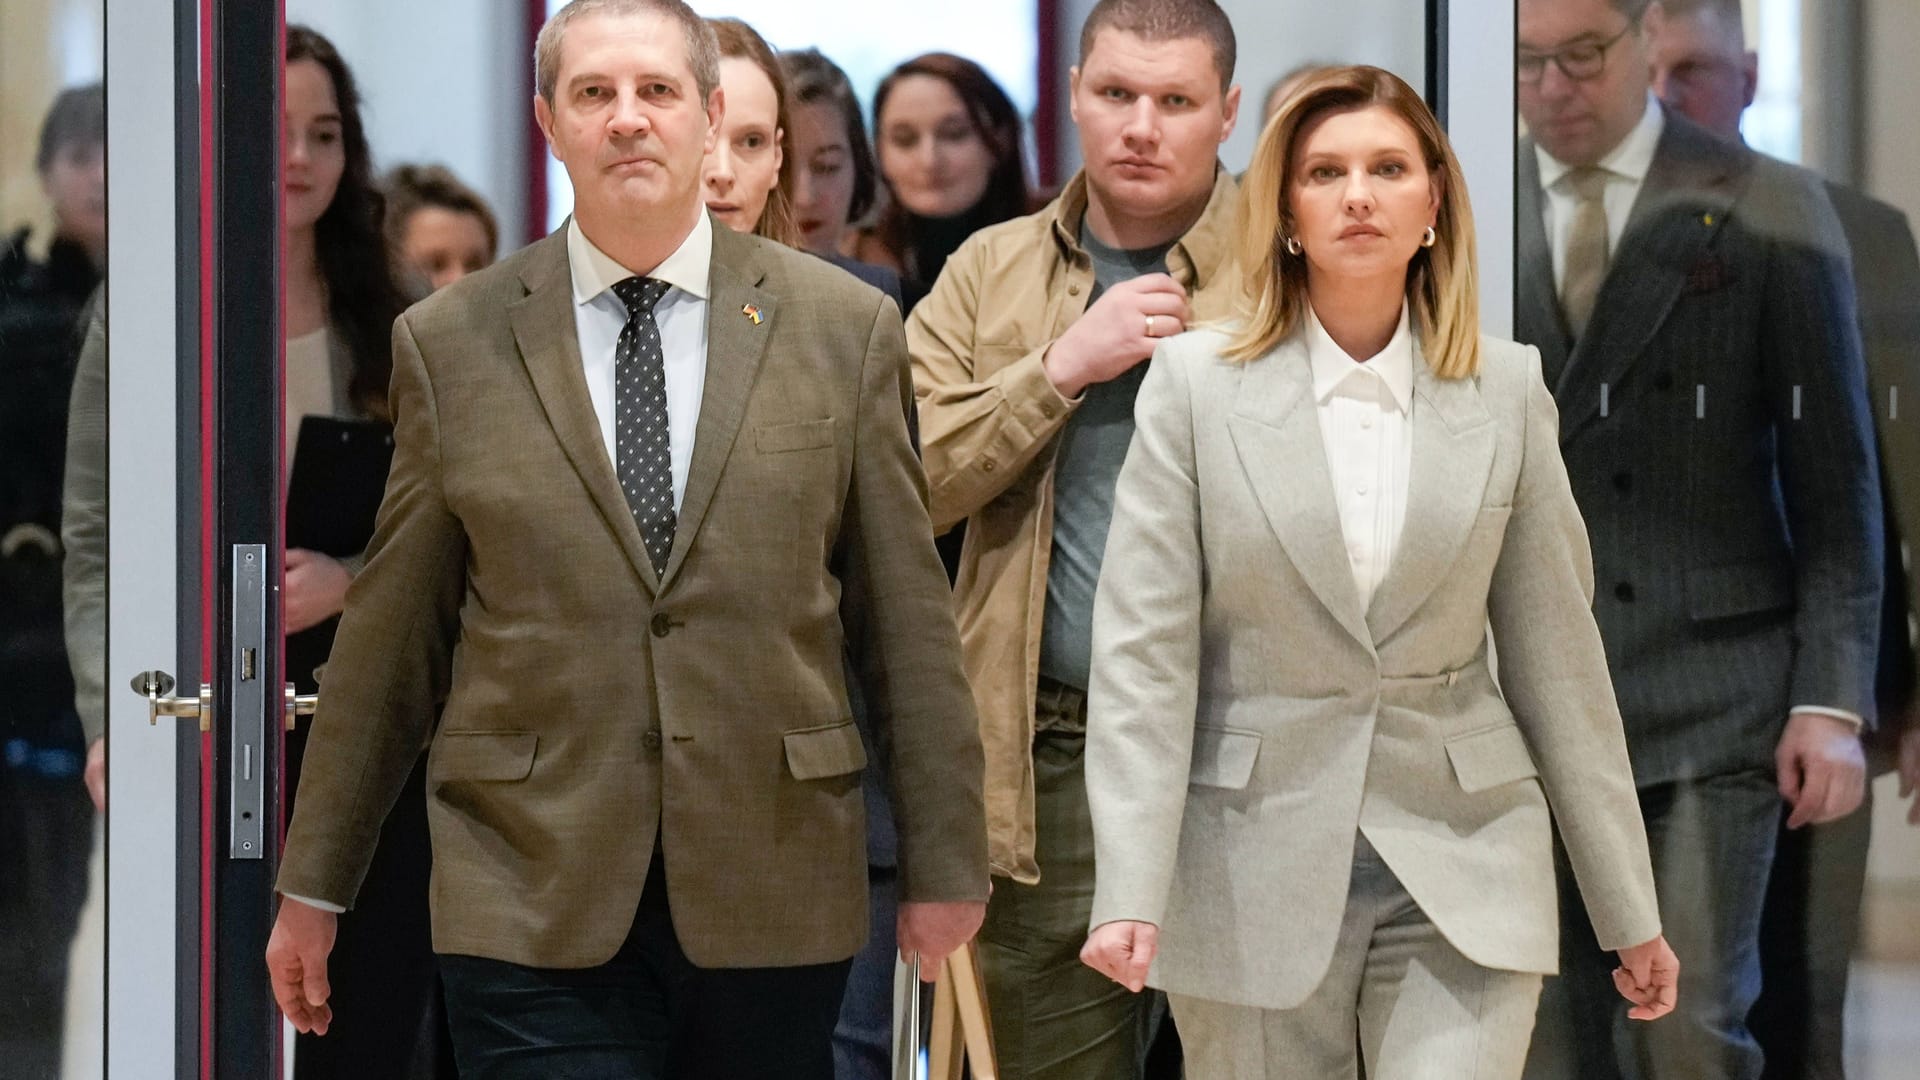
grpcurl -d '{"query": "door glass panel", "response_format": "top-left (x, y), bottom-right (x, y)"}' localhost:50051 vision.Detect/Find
top-left (0, 1), bottom-right (104, 1077)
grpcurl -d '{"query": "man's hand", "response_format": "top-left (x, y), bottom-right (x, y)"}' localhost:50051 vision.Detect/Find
top-left (1776, 711), bottom-right (1867, 829)
top-left (1614, 934), bottom-right (1679, 1021)
top-left (84, 737), bottom-right (105, 812)
top-left (1080, 919), bottom-right (1158, 993)
top-left (285, 548), bottom-right (353, 635)
top-left (1042, 274), bottom-right (1191, 399)
top-left (898, 900), bottom-right (986, 969)
top-left (1898, 723), bottom-right (1920, 826)
top-left (266, 896), bottom-right (339, 1035)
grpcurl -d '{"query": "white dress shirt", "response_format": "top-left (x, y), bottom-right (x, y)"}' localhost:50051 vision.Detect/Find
top-left (1308, 304), bottom-right (1416, 610)
top-left (568, 212), bottom-right (713, 512)
top-left (1536, 91), bottom-right (1665, 294)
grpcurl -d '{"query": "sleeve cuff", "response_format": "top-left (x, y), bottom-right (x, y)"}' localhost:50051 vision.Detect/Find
top-left (1790, 705), bottom-right (1865, 731)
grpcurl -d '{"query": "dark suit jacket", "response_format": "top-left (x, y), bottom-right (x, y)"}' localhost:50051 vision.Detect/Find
top-left (277, 219), bottom-right (988, 969)
top-left (1516, 110), bottom-right (1883, 786)
top-left (1823, 182), bottom-right (1920, 742)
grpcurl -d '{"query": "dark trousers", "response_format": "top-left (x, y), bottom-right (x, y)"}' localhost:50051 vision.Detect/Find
top-left (978, 700), bottom-right (1169, 1080)
top-left (833, 867), bottom-right (898, 1080)
top-left (1527, 768), bottom-right (1779, 1080)
top-left (440, 851), bottom-right (854, 1080)
top-left (285, 726), bottom-right (455, 1080)
top-left (1752, 786), bottom-right (1874, 1080)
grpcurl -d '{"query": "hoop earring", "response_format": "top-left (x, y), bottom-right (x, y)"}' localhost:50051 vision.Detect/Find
top-left (1422, 226), bottom-right (1437, 248)
top-left (1284, 236), bottom-right (1304, 256)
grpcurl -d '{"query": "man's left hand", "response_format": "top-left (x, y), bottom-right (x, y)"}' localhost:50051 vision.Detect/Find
top-left (897, 900), bottom-right (986, 969)
top-left (1776, 711), bottom-right (1867, 829)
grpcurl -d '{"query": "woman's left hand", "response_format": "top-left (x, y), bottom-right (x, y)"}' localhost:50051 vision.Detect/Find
top-left (1614, 934), bottom-right (1680, 1021)
top-left (285, 549), bottom-right (353, 634)
top-left (1081, 920), bottom-right (1159, 993)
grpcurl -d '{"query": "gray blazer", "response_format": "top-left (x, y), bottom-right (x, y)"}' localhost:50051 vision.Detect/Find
top-left (1516, 110), bottom-right (1882, 785)
top-left (1085, 329), bottom-right (1661, 1011)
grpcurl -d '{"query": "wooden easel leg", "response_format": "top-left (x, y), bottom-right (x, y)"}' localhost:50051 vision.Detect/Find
top-left (928, 960), bottom-right (964, 1080)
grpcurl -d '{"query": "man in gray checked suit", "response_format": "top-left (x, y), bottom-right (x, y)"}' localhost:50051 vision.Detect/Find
top-left (1515, 2), bottom-right (1883, 1079)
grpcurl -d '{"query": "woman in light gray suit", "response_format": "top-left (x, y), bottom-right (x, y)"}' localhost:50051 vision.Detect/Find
top-left (1078, 66), bottom-right (1679, 1079)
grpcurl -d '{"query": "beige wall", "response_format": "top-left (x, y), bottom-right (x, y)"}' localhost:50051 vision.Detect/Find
top-left (0, 0), bottom-right (102, 249)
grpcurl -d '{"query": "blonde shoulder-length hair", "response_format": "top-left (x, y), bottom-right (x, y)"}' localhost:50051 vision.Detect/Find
top-left (1227, 65), bottom-right (1481, 379)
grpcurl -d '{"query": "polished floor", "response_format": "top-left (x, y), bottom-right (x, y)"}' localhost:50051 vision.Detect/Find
top-left (1847, 961), bottom-right (1920, 1079)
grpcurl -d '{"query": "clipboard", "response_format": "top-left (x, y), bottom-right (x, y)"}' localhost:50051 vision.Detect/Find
top-left (286, 415), bottom-right (393, 557)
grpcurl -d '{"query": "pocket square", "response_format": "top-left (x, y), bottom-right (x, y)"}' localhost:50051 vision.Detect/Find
top-left (1681, 254), bottom-right (1738, 294)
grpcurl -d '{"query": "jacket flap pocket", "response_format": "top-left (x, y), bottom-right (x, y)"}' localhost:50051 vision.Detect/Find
top-left (1189, 725), bottom-right (1262, 790)
top-left (432, 731), bottom-right (537, 782)
top-left (756, 418), bottom-right (836, 454)
top-left (1445, 724), bottom-right (1538, 794)
top-left (1686, 560), bottom-right (1793, 621)
top-left (783, 720), bottom-right (868, 780)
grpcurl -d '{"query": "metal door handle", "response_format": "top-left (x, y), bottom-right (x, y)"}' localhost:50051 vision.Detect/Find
top-left (130, 670), bottom-right (211, 732)
top-left (284, 683), bottom-right (318, 731)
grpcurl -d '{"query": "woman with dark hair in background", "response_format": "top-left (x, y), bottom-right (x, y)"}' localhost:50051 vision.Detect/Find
top-left (278, 25), bottom-right (451, 1080)
top-left (383, 163), bottom-right (499, 291)
top-left (852, 52), bottom-right (1030, 289)
top-left (703, 18), bottom-right (803, 248)
top-left (781, 49), bottom-right (879, 262)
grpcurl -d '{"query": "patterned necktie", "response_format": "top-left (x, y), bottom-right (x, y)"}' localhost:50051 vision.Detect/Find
top-left (610, 275), bottom-right (676, 576)
top-left (1559, 166), bottom-right (1612, 339)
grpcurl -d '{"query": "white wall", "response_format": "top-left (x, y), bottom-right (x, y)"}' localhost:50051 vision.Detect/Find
top-left (286, 0), bottom-right (533, 246)
top-left (1052, 0), bottom-right (1429, 180)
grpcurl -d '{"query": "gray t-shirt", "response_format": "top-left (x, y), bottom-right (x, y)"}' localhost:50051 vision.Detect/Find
top-left (1038, 224), bottom-right (1176, 693)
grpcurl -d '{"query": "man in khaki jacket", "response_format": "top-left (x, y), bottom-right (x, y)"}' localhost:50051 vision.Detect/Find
top-left (266, 2), bottom-right (986, 1076)
top-left (907, 0), bottom-right (1241, 1073)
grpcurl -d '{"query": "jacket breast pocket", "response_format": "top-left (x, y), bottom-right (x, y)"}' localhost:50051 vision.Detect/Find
top-left (1445, 724), bottom-right (1538, 794)
top-left (430, 731), bottom-right (538, 783)
top-left (783, 719), bottom-right (869, 780)
top-left (1188, 725), bottom-right (1262, 789)
top-left (755, 417), bottom-right (836, 454)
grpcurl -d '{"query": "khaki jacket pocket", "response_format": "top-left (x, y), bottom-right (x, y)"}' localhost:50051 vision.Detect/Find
top-left (756, 418), bottom-right (836, 454)
top-left (1189, 725), bottom-right (1262, 789)
top-left (431, 731), bottom-right (537, 782)
top-left (783, 719), bottom-right (869, 780)
top-left (1445, 724), bottom-right (1539, 793)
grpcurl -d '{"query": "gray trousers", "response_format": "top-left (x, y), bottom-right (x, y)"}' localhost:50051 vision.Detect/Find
top-left (1170, 834), bottom-right (1542, 1080)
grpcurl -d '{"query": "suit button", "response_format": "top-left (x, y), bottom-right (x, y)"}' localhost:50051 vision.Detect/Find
top-left (651, 612), bottom-right (673, 638)
top-left (1654, 371), bottom-right (1674, 391)
top-left (1615, 582), bottom-right (1636, 602)
top-left (1041, 401), bottom-right (1058, 419)
top-left (1613, 471), bottom-right (1632, 493)
top-left (642, 729), bottom-right (662, 750)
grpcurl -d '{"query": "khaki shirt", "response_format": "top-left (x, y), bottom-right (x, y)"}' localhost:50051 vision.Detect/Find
top-left (907, 169), bottom-right (1242, 881)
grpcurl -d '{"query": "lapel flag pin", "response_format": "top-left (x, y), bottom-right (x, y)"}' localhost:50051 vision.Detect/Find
top-left (742, 303), bottom-right (763, 325)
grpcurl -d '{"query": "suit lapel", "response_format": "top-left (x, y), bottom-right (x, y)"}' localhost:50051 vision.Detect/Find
top-left (1514, 147), bottom-right (1573, 385)
top-left (508, 232), bottom-right (661, 593)
top-left (1365, 356), bottom-right (1495, 643)
top-left (1226, 340), bottom-right (1373, 651)
top-left (1554, 116), bottom-right (1741, 443)
top-left (660, 224), bottom-right (775, 589)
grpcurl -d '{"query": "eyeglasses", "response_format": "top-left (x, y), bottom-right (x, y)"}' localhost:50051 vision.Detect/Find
top-left (1517, 22), bottom-right (1636, 86)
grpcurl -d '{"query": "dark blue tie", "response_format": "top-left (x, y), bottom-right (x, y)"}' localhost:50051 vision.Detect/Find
top-left (610, 276), bottom-right (676, 576)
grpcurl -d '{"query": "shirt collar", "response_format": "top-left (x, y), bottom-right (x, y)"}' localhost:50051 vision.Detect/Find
top-left (567, 208), bottom-right (713, 308)
top-left (1306, 303), bottom-right (1415, 414)
top-left (1536, 90), bottom-right (1666, 192)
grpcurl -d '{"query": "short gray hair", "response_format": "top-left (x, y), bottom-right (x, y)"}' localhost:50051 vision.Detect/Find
top-left (535, 0), bottom-right (720, 105)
